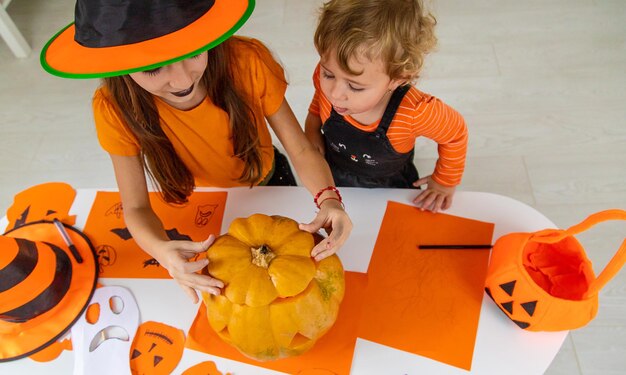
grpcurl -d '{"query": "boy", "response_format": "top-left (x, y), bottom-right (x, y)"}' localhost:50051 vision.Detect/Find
top-left (305, 0), bottom-right (468, 212)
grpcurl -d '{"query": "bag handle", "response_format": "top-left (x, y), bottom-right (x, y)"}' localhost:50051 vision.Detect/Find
top-left (529, 209), bottom-right (626, 298)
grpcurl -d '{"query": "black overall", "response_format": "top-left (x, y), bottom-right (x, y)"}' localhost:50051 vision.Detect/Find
top-left (323, 85), bottom-right (419, 188)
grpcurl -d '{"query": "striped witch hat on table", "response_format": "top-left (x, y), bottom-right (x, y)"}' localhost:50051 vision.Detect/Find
top-left (0, 221), bottom-right (97, 361)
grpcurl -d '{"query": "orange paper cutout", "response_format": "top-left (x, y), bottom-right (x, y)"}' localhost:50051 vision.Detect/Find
top-left (296, 370), bottom-right (339, 375)
top-left (181, 361), bottom-right (232, 375)
top-left (358, 201), bottom-right (494, 370)
top-left (5, 182), bottom-right (76, 231)
top-left (83, 191), bottom-right (227, 278)
top-left (130, 321), bottom-right (186, 375)
top-left (186, 272), bottom-right (367, 375)
top-left (28, 337), bottom-right (72, 362)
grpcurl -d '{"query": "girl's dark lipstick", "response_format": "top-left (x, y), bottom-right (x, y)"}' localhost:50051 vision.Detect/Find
top-left (171, 84), bottom-right (194, 97)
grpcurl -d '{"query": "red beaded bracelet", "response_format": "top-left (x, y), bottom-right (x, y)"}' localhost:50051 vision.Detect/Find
top-left (314, 186), bottom-right (343, 209)
top-left (317, 196), bottom-right (345, 209)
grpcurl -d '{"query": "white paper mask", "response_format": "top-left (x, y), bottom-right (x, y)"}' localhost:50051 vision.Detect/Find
top-left (71, 286), bottom-right (140, 375)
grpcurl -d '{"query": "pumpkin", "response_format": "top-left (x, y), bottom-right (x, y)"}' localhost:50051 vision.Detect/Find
top-left (202, 214), bottom-right (345, 361)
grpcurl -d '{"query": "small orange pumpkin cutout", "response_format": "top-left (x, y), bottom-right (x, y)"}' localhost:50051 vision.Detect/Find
top-left (485, 210), bottom-right (626, 331)
top-left (129, 321), bottom-right (185, 375)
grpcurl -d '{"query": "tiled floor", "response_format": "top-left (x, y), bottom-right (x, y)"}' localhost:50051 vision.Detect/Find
top-left (1, 0), bottom-right (625, 374)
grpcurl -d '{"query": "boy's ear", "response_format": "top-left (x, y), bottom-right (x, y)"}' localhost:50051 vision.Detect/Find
top-left (388, 78), bottom-right (408, 91)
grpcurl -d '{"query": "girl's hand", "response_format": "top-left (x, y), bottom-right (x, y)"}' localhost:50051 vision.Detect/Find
top-left (299, 200), bottom-right (352, 261)
top-left (412, 175), bottom-right (456, 213)
top-left (153, 235), bottom-right (224, 304)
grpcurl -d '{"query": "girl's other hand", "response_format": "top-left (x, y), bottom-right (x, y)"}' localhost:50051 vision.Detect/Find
top-left (153, 234), bottom-right (224, 303)
top-left (412, 175), bottom-right (456, 213)
top-left (299, 200), bottom-right (352, 261)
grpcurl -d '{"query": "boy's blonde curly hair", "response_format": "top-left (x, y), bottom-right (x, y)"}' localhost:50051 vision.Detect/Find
top-left (314, 0), bottom-right (437, 82)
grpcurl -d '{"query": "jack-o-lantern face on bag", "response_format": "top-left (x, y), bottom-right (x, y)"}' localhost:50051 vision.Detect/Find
top-left (485, 280), bottom-right (537, 329)
top-left (130, 321), bottom-right (185, 375)
top-left (484, 209), bottom-right (626, 332)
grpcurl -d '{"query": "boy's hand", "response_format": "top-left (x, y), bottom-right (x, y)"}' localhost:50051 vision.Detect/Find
top-left (412, 176), bottom-right (456, 213)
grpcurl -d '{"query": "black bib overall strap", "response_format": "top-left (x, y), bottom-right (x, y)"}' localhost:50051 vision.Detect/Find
top-left (322, 85), bottom-right (419, 188)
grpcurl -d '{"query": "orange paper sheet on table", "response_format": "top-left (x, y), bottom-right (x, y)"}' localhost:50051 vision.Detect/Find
top-left (181, 361), bottom-right (232, 375)
top-left (186, 272), bottom-right (367, 375)
top-left (4, 182), bottom-right (76, 231)
top-left (358, 201), bottom-right (494, 370)
top-left (83, 191), bottom-right (227, 278)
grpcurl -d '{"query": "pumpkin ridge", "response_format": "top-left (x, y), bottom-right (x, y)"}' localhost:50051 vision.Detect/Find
top-left (268, 256), bottom-right (316, 297)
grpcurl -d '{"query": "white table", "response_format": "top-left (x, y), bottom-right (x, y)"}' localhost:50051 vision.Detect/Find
top-left (1, 187), bottom-right (567, 374)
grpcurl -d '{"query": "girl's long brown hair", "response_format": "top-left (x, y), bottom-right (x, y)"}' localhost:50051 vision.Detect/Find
top-left (104, 38), bottom-right (261, 204)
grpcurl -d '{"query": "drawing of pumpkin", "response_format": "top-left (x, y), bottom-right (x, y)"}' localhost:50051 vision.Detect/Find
top-left (130, 321), bottom-right (185, 375)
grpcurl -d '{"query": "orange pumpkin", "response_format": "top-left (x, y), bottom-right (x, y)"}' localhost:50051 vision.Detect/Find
top-left (202, 214), bottom-right (345, 361)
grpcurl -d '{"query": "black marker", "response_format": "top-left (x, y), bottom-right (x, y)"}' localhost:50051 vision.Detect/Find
top-left (53, 218), bottom-right (84, 263)
top-left (418, 244), bottom-right (493, 250)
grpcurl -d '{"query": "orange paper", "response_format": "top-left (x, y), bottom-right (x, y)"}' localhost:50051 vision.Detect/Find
top-left (28, 338), bottom-right (72, 362)
top-left (83, 191), bottom-right (227, 278)
top-left (5, 182), bottom-right (76, 231)
top-left (130, 321), bottom-right (186, 375)
top-left (181, 361), bottom-right (232, 375)
top-left (358, 201), bottom-right (494, 370)
top-left (186, 272), bottom-right (367, 375)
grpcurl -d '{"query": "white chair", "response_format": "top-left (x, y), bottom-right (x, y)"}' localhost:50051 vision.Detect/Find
top-left (0, 0), bottom-right (31, 58)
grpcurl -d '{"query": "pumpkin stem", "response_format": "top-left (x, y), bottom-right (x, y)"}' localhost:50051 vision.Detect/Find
top-left (251, 245), bottom-right (276, 268)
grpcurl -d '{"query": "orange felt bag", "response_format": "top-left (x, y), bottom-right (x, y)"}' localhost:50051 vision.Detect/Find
top-left (485, 209), bottom-right (626, 331)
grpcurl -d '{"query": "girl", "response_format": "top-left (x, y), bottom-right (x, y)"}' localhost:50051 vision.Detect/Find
top-left (41, 0), bottom-right (351, 303)
top-left (305, 0), bottom-right (469, 213)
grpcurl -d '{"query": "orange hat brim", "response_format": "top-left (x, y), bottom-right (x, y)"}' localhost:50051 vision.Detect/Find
top-left (41, 0), bottom-right (253, 79)
top-left (0, 221), bottom-right (97, 362)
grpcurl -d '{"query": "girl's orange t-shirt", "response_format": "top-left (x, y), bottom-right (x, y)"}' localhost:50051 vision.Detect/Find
top-left (93, 37), bottom-right (287, 187)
